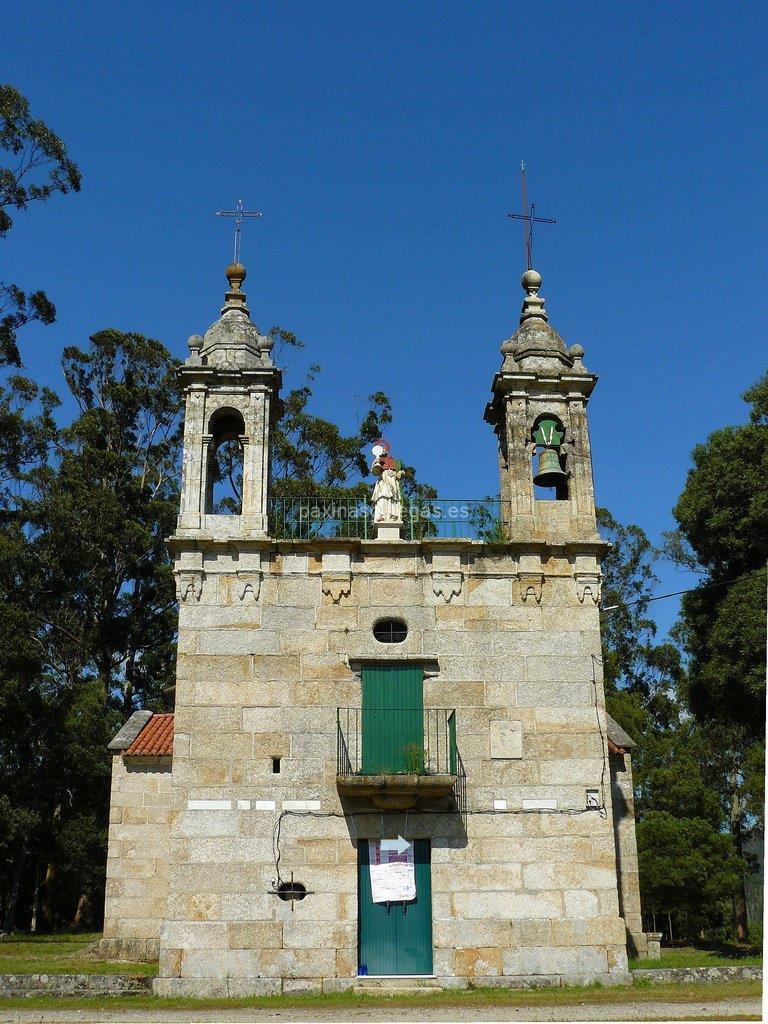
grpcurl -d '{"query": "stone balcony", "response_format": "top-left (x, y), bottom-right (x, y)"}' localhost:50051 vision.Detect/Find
top-left (335, 707), bottom-right (460, 811)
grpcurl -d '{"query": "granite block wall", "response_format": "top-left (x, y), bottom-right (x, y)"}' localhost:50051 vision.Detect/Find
top-left (100, 756), bottom-right (172, 961)
top-left (153, 538), bottom-right (635, 994)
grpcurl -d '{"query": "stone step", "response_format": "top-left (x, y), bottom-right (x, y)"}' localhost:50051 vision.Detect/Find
top-left (354, 976), bottom-right (443, 995)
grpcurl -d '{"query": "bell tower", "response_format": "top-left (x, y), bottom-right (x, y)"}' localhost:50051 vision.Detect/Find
top-left (175, 261), bottom-right (282, 540)
top-left (485, 269), bottom-right (600, 547)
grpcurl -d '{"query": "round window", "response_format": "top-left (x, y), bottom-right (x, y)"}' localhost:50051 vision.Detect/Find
top-left (373, 618), bottom-right (408, 643)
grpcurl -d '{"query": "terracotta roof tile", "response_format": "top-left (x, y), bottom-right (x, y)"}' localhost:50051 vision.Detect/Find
top-left (607, 738), bottom-right (628, 755)
top-left (124, 713), bottom-right (174, 757)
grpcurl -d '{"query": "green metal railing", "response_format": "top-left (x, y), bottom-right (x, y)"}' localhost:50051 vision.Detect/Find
top-left (268, 497), bottom-right (509, 541)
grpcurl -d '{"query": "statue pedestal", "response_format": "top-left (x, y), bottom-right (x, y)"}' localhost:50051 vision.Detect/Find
top-left (375, 520), bottom-right (403, 541)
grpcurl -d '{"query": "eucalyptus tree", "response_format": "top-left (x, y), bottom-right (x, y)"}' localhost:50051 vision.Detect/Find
top-left (0, 84), bottom-right (81, 366)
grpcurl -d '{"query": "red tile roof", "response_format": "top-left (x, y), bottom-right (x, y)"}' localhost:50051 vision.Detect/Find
top-left (124, 713), bottom-right (174, 757)
top-left (607, 738), bottom-right (628, 755)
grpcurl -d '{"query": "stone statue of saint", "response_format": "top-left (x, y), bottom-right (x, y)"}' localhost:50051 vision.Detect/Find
top-left (371, 440), bottom-right (405, 523)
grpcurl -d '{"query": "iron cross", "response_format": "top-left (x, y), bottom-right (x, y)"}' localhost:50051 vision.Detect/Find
top-left (216, 199), bottom-right (262, 265)
top-left (507, 161), bottom-right (556, 270)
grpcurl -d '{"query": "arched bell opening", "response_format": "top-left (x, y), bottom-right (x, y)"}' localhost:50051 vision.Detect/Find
top-left (205, 407), bottom-right (246, 514)
top-left (531, 414), bottom-right (569, 501)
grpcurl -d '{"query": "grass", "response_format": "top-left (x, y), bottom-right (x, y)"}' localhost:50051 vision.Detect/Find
top-left (0, 933), bottom-right (760, 1014)
top-left (0, 933), bottom-right (157, 977)
top-left (0, 979), bottom-right (761, 1012)
top-left (630, 945), bottom-right (763, 971)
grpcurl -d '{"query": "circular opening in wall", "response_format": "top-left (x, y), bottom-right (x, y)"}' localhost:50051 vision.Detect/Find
top-left (373, 618), bottom-right (408, 644)
top-left (277, 881), bottom-right (307, 902)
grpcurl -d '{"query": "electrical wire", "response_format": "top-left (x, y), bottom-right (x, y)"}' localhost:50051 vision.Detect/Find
top-left (600, 566), bottom-right (767, 613)
top-left (270, 802), bottom-right (607, 887)
top-left (591, 654), bottom-right (610, 819)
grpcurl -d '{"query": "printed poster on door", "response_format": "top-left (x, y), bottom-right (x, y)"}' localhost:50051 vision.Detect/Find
top-left (368, 840), bottom-right (416, 903)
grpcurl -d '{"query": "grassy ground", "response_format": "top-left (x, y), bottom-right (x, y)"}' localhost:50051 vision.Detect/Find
top-left (630, 945), bottom-right (763, 971)
top-left (0, 979), bottom-right (760, 1012)
top-left (0, 934), bottom-right (760, 1014)
top-left (0, 934), bottom-right (157, 976)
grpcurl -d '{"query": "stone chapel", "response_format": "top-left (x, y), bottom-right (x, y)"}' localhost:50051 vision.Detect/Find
top-left (101, 259), bottom-right (648, 995)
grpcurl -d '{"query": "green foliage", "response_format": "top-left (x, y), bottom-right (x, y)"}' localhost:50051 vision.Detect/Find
top-left (25, 330), bottom-right (183, 712)
top-left (670, 371), bottom-right (767, 733)
top-left (637, 811), bottom-right (743, 933)
top-left (271, 363), bottom-right (394, 497)
top-left (597, 504), bottom-right (758, 945)
top-left (665, 371), bottom-right (767, 940)
top-left (634, 721), bottom-right (723, 826)
top-left (0, 329), bottom-right (181, 931)
top-left (402, 743), bottom-right (426, 774)
top-left (0, 85), bottom-right (81, 366)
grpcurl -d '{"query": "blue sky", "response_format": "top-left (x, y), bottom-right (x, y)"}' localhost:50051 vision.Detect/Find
top-left (4, 1), bottom-right (766, 635)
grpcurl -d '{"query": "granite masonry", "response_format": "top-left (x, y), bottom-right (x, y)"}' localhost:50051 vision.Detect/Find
top-left (102, 262), bottom-right (648, 994)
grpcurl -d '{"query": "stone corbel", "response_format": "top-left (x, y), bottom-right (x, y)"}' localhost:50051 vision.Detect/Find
top-left (431, 571), bottom-right (463, 603)
top-left (519, 572), bottom-right (544, 604)
top-left (321, 571), bottom-right (352, 604)
top-left (176, 570), bottom-right (204, 603)
top-left (575, 572), bottom-right (601, 604)
top-left (236, 571), bottom-right (263, 603)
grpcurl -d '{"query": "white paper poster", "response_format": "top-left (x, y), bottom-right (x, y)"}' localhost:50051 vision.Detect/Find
top-left (368, 840), bottom-right (416, 903)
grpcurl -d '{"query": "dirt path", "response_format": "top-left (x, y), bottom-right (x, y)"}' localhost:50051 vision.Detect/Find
top-left (0, 997), bottom-right (761, 1023)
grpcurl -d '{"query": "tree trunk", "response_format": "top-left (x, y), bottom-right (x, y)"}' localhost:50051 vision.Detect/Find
top-left (72, 893), bottom-right (90, 929)
top-left (667, 909), bottom-right (674, 944)
top-left (30, 862), bottom-right (40, 933)
top-left (729, 765), bottom-right (749, 942)
top-left (3, 830), bottom-right (29, 933)
top-left (41, 861), bottom-right (56, 930)
top-left (123, 649), bottom-right (136, 721)
top-left (41, 803), bottom-right (62, 931)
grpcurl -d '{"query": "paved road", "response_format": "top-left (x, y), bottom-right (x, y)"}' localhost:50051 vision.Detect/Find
top-left (0, 998), bottom-right (761, 1022)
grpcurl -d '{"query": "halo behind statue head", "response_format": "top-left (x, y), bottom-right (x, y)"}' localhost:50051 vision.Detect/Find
top-left (372, 438), bottom-right (391, 459)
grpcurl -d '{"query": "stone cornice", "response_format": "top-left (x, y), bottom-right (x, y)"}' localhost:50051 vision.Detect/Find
top-left (166, 533), bottom-right (609, 559)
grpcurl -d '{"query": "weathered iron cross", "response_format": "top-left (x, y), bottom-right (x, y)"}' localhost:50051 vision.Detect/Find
top-left (216, 199), bottom-right (262, 265)
top-left (507, 161), bottom-right (556, 270)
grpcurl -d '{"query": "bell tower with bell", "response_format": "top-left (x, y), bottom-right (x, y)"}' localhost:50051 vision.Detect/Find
top-left (484, 268), bottom-right (600, 546)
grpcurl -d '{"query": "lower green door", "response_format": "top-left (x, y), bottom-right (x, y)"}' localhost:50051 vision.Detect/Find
top-left (358, 839), bottom-right (433, 976)
top-left (361, 664), bottom-right (424, 773)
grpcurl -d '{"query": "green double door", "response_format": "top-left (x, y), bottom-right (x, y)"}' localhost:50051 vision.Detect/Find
top-left (358, 839), bottom-right (433, 976)
top-left (361, 663), bottom-right (424, 773)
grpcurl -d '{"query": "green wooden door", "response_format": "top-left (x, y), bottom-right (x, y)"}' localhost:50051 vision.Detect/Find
top-left (361, 664), bottom-right (424, 773)
top-left (358, 839), bottom-right (433, 976)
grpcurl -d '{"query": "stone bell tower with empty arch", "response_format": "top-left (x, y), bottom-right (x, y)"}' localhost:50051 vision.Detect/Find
top-left (173, 261), bottom-right (282, 601)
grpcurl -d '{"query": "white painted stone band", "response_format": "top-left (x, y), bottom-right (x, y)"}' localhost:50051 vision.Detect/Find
top-left (187, 800), bottom-right (231, 811)
top-left (282, 800), bottom-right (321, 811)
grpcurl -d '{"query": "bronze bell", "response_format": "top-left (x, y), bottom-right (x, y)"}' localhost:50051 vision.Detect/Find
top-left (533, 447), bottom-right (568, 488)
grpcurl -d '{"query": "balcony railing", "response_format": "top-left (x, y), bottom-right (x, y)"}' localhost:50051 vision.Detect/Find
top-left (268, 497), bottom-right (508, 542)
top-left (336, 707), bottom-right (458, 777)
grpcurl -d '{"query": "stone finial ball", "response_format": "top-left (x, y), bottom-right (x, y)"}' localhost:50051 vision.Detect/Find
top-left (226, 262), bottom-right (247, 287)
top-left (522, 269), bottom-right (542, 291)
top-left (570, 344), bottom-right (584, 357)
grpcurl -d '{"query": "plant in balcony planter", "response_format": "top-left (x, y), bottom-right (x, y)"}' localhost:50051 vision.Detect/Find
top-left (402, 743), bottom-right (426, 775)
